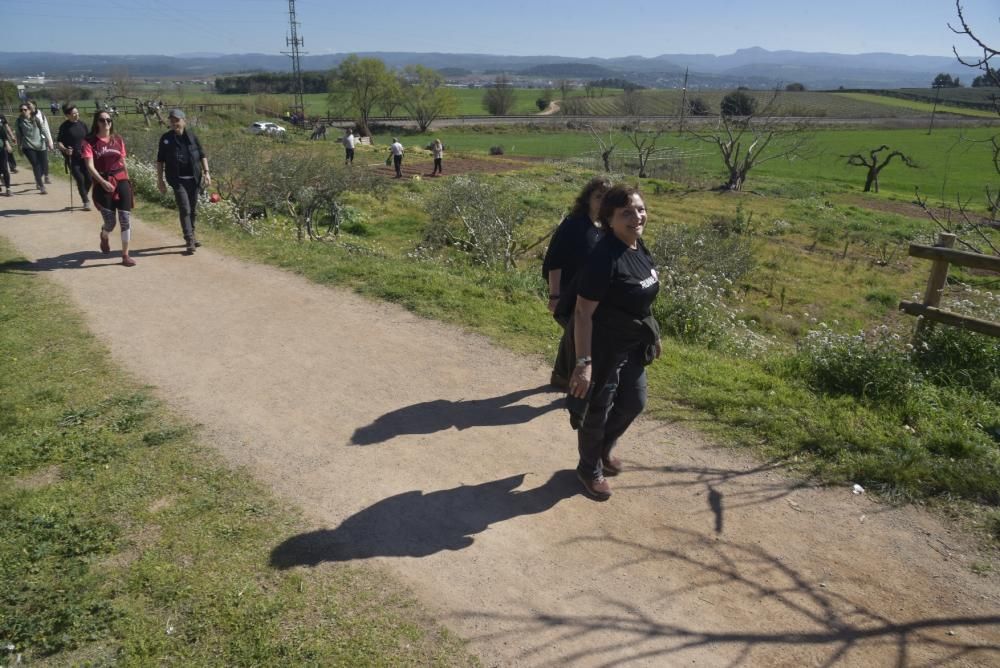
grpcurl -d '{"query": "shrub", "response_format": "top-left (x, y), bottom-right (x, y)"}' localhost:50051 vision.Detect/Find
top-left (423, 175), bottom-right (531, 269)
top-left (720, 90), bottom-right (757, 117)
top-left (654, 270), bottom-right (762, 352)
top-left (489, 145), bottom-right (504, 155)
top-left (687, 97), bottom-right (711, 116)
top-left (791, 325), bottom-right (920, 404)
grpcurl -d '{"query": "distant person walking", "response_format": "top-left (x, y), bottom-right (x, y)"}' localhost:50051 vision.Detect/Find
top-left (0, 114), bottom-right (14, 196)
top-left (431, 138), bottom-right (444, 176)
top-left (14, 103), bottom-right (50, 194)
top-left (542, 176), bottom-right (611, 389)
top-left (1, 113), bottom-right (18, 175)
top-left (56, 105), bottom-right (93, 210)
top-left (343, 129), bottom-right (356, 165)
top-left (390, 137), bottom-right (404, 178)
top-left (27, 100), bottom-right (53, 184)
top-left (82, 110), bottom-right (136, 267)
top-left (567, 185), bottom-right (661, 500)
top-left (157, 108), bottom-right (211, 254)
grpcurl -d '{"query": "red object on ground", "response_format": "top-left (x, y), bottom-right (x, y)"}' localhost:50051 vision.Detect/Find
top-left (209, 192), bottom-right (221, 203)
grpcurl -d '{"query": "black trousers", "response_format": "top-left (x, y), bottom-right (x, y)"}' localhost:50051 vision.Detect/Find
top-left (0, 148), bottom-right (10, 188)
top-left (393, 154), bottom-right (402, 177)
top-left (68, 157), bottom-right (91, 203)
top-left (433, 157), bottom-right (442, 174)
top-left (576, 346), bottom-right (648, 480)
top-left (171, 179), bottom-right (200, 241)
top-left (552, 314), bottom-right (576, 382)
top-left (6, 147), bottom-right (14, 170)
top-left (21, 148), bottom-right (45, 189)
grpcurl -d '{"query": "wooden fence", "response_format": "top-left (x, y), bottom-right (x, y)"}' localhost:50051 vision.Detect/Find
top-left (898, 232), bottom-right (1000, 338)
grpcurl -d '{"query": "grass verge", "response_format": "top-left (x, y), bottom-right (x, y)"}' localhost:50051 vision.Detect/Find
top-left (0, 238), bottom-right (473, 666)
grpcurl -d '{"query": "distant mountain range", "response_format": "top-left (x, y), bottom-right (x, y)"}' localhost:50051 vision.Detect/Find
top-left (0, 48), bottom-right (974, 89)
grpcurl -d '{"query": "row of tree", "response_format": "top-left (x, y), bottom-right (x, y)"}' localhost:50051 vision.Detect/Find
top-left (932, 72), bottom-right (999, 87)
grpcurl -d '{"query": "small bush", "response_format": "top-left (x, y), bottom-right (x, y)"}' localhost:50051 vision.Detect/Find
top-left (489, 145), bottom-right (504, 155)
top-left (791, 325), bottom-right (920, 404)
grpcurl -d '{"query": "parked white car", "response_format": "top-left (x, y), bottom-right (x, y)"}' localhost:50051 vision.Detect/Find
top-left (249, 121), bottom-right (286, 135)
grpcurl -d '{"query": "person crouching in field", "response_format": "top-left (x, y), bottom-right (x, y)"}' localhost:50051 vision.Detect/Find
top-left (82, 111), bottom-right (136, 267)
top-left (157, 109), bottom-right (211, 254)
top-left (567, 185), bottom-right (661, 500)
top-left (542, 176), bottom-right (611, 389)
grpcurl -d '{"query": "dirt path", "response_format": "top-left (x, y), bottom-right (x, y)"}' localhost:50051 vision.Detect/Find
top-left (3, 174), bottom-right (999, 666)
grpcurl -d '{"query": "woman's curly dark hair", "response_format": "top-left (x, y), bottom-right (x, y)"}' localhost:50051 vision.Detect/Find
top-left (567, 175), bottom-right (613, 222)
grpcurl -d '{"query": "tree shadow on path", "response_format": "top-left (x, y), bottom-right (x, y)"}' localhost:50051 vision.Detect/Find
top-left (457, 524), bottom-right (1000, 666)
top-left (351, 385), bottom-right (562, 445)
top-left (270, 470), bottom-right (579, 566)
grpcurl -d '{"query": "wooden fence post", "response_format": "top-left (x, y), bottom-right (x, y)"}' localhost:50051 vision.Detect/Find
top-left (914, 232), bottom-right (956, 339)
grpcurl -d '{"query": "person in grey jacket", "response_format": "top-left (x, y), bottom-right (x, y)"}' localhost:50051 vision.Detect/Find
top-left (14, 103), bottom-right (51, 194)
top-left (27, 100), bottom-right (53, 184)
top-left (156, 109), bottom-right (211, 254)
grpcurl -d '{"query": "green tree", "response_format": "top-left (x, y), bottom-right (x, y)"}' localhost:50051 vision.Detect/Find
top-left (785, 82), bottom-right (806, 92)
top-left (378, 76), bottom-right (403, 118)
top-left (482, 74), bottom-right (515, 116)
top-left (932, 72), bottom-right (961, 88)
top-left (0, 78), bottom-right (18, 108)
top-left (400, 65), bottom-right (457, 132)
top-left (328, 56), bottom-right (394, 136)
top-left (720, 90), bottom-right (757, 117)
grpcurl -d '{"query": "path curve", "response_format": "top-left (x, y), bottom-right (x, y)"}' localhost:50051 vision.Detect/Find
top-left (2, 174), bottom-right (999, 666)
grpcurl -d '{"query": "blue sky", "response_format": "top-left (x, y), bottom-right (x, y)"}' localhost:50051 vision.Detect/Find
top-left (12, 0), bottom-right (1000, 59)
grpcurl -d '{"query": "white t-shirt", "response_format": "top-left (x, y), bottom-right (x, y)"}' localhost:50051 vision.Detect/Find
top-left (344, 133), bottom-right (355, 149)
top-left (390, 141), bottom-right (404, 156)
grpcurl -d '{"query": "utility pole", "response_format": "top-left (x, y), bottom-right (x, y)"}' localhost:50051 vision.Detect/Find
top-left (928, 82), bottom-right (941, 135)
top-left (282, 0), bottom-right (307, 121)
top-left (678, 67), bottom-right (689, 134)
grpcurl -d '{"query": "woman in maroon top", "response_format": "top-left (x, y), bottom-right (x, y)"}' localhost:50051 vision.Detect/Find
top-left (82, 111), bottom-right (136, 266)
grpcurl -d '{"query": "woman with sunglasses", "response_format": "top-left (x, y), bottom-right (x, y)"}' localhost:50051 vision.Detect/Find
top-left (81, 111), bottom-right (136, 266)
top-left (14, 104), bottom-right (50, 194)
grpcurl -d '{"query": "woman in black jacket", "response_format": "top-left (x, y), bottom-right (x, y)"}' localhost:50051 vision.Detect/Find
top-left (567, 185), bottom-right (661, 500)
top-left (541, 176), bottom-right (611, 388)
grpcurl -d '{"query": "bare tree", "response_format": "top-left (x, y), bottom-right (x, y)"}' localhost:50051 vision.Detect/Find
top-left (843, 145), bottom-right (918, 193)
top-left (950, 1), bottom-right (1000, 102)
top-left (623, 120), bottom-right (668, 178)
top-left (688, 89), bottom-right (812, 191)
top-left (587, 123), bottom-right (617, 172)
top-left (920, 1), bottom-right (1000, 256)
top-left (621, 88), bottom-right (643, 116)
top-left (400, 65), bottom-right (457, 132)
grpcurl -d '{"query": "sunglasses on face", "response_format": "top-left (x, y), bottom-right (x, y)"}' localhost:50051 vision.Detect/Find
top-left (19, 108), bottom-right (28, 112)
top-left (98, 117), bottom-right (113, 123)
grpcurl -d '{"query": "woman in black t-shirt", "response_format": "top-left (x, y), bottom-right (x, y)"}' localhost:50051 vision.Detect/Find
top-left (541, 176), bottom-right (611, 388)
top-left (568, 185), bottom-right (661, 500)
top-left (56, 105), bottom-right (93, 210)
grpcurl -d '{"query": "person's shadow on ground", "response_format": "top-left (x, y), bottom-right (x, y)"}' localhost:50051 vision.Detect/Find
top-left (270, 470), bottom-right (579, 566)
top-left (0, 251), bottom-right (119, 272)
top-left (351, 385), bottom-right (562, 445)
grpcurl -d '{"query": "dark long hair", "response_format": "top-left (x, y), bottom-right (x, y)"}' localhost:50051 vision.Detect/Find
top-left (567, 175), bottom-right (613, 222)
top-left (89, 110), bottom-right (117, 138)
top-left (597, 184), bottom-right (642, 227)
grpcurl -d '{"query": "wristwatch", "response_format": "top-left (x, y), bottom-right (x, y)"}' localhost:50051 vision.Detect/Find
top-left (575, 356), bottom-right (592, 367)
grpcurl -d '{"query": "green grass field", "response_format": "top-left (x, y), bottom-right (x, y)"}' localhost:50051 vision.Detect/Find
top-left (835, 92), bottom-right (999, 118)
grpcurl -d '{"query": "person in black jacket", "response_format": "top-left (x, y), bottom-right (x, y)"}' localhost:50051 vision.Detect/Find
top-left (156, 108), bottom-right (211, 254)
top-left (567, 185), bottom-right (661, 500)
top-left (56, 105), bottom-right (93, 210)
top-left (541, 176), bottom-right (611, 389)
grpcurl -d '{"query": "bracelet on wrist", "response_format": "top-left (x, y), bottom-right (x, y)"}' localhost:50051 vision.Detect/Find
top-left (575, 356), bottom-right (592, 367)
